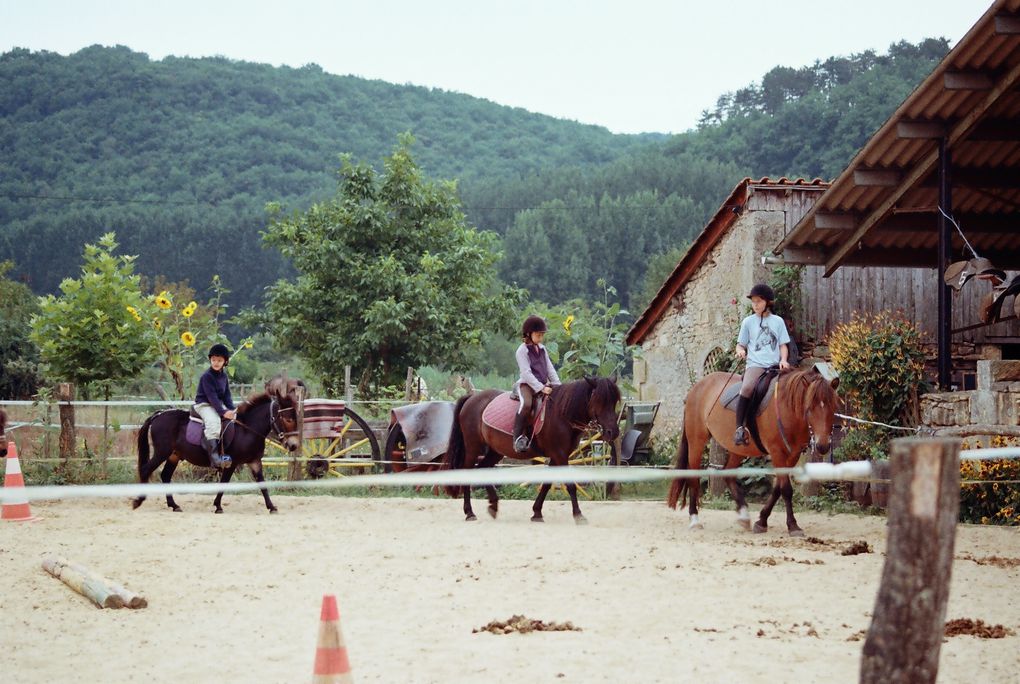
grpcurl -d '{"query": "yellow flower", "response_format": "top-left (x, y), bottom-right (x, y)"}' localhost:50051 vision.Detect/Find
top-left (182, 301), bottom-right (197, 318)
top-left (152, 318), bottom-right (162, 330)
top-left (244, 341), bottom-right (254, 349)
top-left (126, 306), bottom-right (142, 322)
top-left (155, 291), bottom-right (173, 310)
top-left (181, 331), bottom-right (196, 347)
top-left (563, 314), bottom-right (575, 335)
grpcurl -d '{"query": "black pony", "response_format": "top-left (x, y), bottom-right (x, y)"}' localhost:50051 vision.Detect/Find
top-left (132, 377), bottom-right (304, 513)
top-left (441, 376), bottom-right (621, 524)
top-left (0, 409), bottom-right (7, 458)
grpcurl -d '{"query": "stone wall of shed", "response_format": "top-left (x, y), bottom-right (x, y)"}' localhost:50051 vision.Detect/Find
top-left (635, 209), bottom-right (785, 436)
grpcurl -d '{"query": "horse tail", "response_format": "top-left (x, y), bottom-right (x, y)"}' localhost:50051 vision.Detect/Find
top-left (137, 413), bottom-right (156, 478)
top-left (442, 395), bottom-right (471, 498)
top-left (666, 429), bottom-right (690, 510)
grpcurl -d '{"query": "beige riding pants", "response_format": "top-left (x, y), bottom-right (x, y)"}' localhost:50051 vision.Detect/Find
top-left (194, 403), bottom-right (222, 441)
top-left (739, 366), bottom-right (768, 398)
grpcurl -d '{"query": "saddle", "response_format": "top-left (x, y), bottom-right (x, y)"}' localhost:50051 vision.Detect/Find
top-left (185, 407), bottom-right (232, 449)
top-left (720, 368), bottom-right (780, 454)
top-left (482, 392), bottom-right (547, 438)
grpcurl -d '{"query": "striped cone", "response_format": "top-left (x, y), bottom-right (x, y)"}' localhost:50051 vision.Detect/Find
top-left (313, 594), bottom-right (352, 683)
top-left (2, 441), bottom-right (37, 522)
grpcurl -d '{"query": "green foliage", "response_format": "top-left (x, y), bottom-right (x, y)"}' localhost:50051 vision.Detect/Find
top-left (29, 233), bottom-right (152, 397)
top-left (261, 135), bottom-right (526, 395)
top-left (959, 436), bottom-right (1020, 525)
top-left (828, 311), bottom-right (926, 424)
top-left (524, 280), bottom-right (639, 381)
top-left (0, 260), bottom-right (44, 398)
top-left (831, 425), bottom-right (890, 463)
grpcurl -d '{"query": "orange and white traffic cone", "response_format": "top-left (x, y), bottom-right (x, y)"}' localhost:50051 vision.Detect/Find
top-left (313, 594), bottom-right (352, 683)
top-left (2, 441), bottom-right (37, 522)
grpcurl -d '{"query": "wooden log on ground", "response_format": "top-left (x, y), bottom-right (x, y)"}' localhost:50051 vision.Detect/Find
top-left (41, 556), bottom-right (147, 609)
top-left (859, 437), bottom-right (960, 684)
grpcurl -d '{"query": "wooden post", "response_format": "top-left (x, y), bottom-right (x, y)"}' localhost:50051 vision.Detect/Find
top-left (709, 441), bottom-right (727, 496)
top-left (860, 437), bottom-right (960, 684)
top-left (57, 382), bottom-right (75, 464)
top-left (404, 367), bottom-right (414, 403)
top-left (344, 365), bottom-right (353, 405)
top-left (290, 383), bottom-right (306, 482)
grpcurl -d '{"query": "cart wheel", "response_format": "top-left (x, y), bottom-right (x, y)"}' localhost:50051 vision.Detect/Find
top-left (301, 406), bottom-right (382, 476)
top-left (383, 424), bottom-right (406, 474)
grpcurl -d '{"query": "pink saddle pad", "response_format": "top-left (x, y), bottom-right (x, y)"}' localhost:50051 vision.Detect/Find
top-left (482, 392), bottom-right (546, 437)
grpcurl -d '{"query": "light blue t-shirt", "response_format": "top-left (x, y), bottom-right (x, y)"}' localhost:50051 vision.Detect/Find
top-left (737, 313), bottom-right (791, 368)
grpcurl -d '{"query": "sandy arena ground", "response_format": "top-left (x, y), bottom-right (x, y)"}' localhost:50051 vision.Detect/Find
top-left (1, 493), bottom-right (1018, 683)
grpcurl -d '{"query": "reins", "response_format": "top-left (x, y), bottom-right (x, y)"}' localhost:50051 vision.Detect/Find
top-left (226, 397), bottom-right (297, 447)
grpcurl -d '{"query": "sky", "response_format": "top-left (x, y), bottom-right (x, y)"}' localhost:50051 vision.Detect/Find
top-left (0, 0), bottom-right (990, 134)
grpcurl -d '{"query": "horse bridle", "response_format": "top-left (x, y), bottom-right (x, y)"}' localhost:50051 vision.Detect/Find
top-left (229, 397), bottom-right (299, 447)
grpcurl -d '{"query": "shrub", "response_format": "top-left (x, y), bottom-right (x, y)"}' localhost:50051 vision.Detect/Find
top-left (828, 311), bottom-right (926, 424)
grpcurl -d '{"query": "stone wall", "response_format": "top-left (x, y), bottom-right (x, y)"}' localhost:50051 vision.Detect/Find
top-left (921, 360), bottom-right (1020, 438)
top-left (636, 209), bottom-right (785, 436)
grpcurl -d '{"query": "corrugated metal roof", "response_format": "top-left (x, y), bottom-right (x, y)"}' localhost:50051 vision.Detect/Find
top-left (626, 177), bottom-right (828, 346)
top-left (777, 0), bottom-right (1020, 275)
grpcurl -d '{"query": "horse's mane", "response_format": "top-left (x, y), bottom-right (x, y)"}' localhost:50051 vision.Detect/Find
top-left (236, 392), bottom-right (272, 416)
top-left (784, 368), bottom-right (838, 415)
top-left (551, 377), bottom-right (620, 420)
top-left (0, 408), bottom-right (6, 432)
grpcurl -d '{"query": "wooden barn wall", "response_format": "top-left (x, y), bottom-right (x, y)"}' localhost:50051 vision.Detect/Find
top-left (799, 266), bottom-right (1020, 346)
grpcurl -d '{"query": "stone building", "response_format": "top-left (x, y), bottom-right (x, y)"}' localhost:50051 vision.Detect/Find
top-left (625, 178), bottom-right (826, 436)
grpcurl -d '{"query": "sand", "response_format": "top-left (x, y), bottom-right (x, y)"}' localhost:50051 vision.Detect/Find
top-left (1, 494), bottom-right (1018, 683)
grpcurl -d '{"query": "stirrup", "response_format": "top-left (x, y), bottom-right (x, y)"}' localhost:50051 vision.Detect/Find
top-left (733, 426), bottom-right (749, 446)
top-left (513, 435), bottom-right (530, 453)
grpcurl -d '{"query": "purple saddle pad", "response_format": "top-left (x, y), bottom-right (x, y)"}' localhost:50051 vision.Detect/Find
top-left (186, 420), bottom-right (204, 446)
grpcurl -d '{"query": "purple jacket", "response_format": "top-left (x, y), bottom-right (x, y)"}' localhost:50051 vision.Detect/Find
top-left (515, 343), bottom-right (562, 393)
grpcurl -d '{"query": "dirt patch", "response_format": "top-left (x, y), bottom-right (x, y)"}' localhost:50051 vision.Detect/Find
top-left (473, 615), bottom-right (582, 635)
top-left (956, 553), bottom-right (1020, 569)
top-left (944, 619), bottom-right (1015, 639)
top-left (729, 556), bottom-right (825, 567)
top-left (841, 541), bottom-right (871, 556)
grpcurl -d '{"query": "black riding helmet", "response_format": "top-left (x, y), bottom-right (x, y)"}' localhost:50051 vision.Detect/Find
top-left (208, 343), bottom-right (231, 364)
top-left (522, 315), bottom-right (548, 340)
top-left (747, 283), bottom-right (776, 303)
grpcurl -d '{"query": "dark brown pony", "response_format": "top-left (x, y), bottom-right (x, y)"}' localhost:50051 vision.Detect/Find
top-left (132, 377), bottom-right (304, 514)
top-left (442, 376), bottom-right (621, 524)
top-left (667, 366), bottom-right (840, 536)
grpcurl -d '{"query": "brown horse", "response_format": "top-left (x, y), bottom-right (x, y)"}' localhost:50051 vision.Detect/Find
top-left (667, 366), bottom-right (840, 536)
top-left (442, 376), bottom-right (621, 524)
top-left (132, 376), bottom-right (304, 513)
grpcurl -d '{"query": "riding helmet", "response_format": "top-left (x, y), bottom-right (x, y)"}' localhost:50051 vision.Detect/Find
top-left (522, 315), bottom-right (548, 339)
top-left (747, 283), bottom-right (776, 303)
top-left (208, 343), bottom-right (232, 363)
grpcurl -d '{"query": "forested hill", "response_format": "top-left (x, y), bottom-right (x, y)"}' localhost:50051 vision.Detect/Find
top-left (0, 39), bottom-right (950, 315)
top-left (465, 38), bottom-right (950, 308)
top-left (0, 45), bottom-right (653, 303)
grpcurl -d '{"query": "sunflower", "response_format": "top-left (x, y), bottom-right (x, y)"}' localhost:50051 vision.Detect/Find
top-left (181, 331), bottom-right (196, 347)
top-left (244, 341), bottom-right (254, 349)
top-left (126, 306), bottom-right (142, 322)
top-left (182, 301), bottom-right (198, 318)
top-left (155, 291), bottom-right (173, 310)
top-left (563, 314), bottom-right (575, 336)
top-left (152, 318), bottom-right (162, 330)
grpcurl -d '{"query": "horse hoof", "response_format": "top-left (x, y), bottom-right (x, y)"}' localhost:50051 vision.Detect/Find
top-left (689, 522), bottom-right (704, 531)
top-left (466, 514), bottom-right (477, 522)
top-left (269, 508), bottom-right (279, 514)
top-left (214, 508), bottom-right (223, 514)
top-left (488, 506), bottom-right (498, 519)
top-left (789, 528), bottom-right (805, 537)
top-left (171, 506), bottom-right (182, 513)
top-left (531, 515), bottom-right (544, 523)
top-left (752, 521), bottom-right (767, 534)
top-left (574, 515), bottom-right (588, 526)
top-left (737, 518), bottom-right (751, 531)
top-left (131, 498), bottom-right (144, 510)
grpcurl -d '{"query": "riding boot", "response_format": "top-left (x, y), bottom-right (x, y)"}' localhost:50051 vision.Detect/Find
top-left (733, 396), bottom-right (750, 446)
top-left (512, 412), bottom-right (530, 453)
top-left (204, 438), bottom-right (232, 469)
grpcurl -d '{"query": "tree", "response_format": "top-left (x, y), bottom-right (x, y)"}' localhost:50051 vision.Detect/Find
top-left (0, 260), bottom-right (44, 398)
top-left (262, 134), bottom-right (525, 394)
top-left (29, 233), bottom-right (152, 398)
